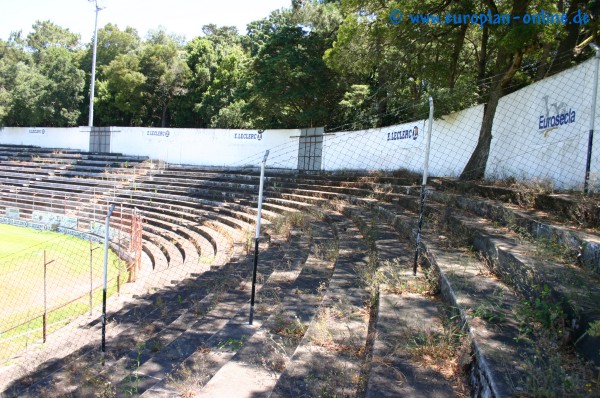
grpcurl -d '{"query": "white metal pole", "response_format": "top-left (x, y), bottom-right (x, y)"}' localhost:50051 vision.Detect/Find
top-left (88, 0), bottom-right (101, 127)
top-left (413, 97), bottom-right (434, 275)
top-left (249, 150), bottom-right (269, 325)
top-left (101, 203), bottom-right (115, 354)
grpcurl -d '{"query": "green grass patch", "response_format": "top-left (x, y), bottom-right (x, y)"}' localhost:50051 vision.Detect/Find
top-left (0, 224), bottom-right (126, 362)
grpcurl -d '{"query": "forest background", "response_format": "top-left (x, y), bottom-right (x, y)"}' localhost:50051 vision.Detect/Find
top-left (0, 0), bottom-right (598, 178)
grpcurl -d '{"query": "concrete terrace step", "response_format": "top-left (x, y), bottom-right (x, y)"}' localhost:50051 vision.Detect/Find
top-left (442, 207), bottom-right (600, 364)
top-left (432, 178), bottom-right (600, 228)
top-left (271, 213), bottom-right (371, 398)
top-left (354, 200), bottom-right (535, 396)
top-left (1, 234), bottom-right (261, 397)
top-left (390, 191), bottom-right (600, 360)
top-left (145, 219), bottom-right (331, 397)
top-left (116, 191), bottom-right (259, 232)
top-left (367, 292), bottom-right (456, 398)
top-left (407, 188), bottom-right (600, 276)
top-left (339, 202), bottom-right (462, 397)
top-left (361, 197), bottom-right (599, 396)
top-left (77, 228), bottom-right (305, 396)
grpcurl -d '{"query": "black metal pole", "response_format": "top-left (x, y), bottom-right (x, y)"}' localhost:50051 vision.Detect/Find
top-left (249, 150), bottom-right (269, 325)
top-left (413, 97), bottom-right (434, 276)
top-left (585, 129), bottom-right (595, 194)
top-left (101, 288), bottom-right (107, 352)
top-left (102, 203), bottom-right (115, 356)
top-left (43, 250), bottom-right (47, 343)
top-left (585, 43), bottom-right (600, 193)
top-left (249, 238), bottom-right (260, 324)
top-left (413, 185), bottom-right (427, 275)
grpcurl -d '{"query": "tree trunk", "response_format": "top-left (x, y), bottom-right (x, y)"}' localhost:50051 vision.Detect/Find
top-left (449, 24), bottom-right (468, 89)
top-left (477, 25), bottom-right (489, 98)
top-left (459, 85), bottom-right (502, 180)
top-left (460, 0), bottom-right (529, 180)
top-left (161, 102), bottom-right (168, 127)
top-left (460, 49), bottom-right (524, 180)
top-left (546, 0), bottom-right (582, 76)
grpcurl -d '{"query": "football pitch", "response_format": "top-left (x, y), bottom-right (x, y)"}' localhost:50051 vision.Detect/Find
top-left (0, 224), bottom-right (123, 361)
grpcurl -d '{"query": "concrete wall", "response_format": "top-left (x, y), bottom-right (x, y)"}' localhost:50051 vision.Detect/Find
top-left (321, 104), bottom-right (483, 176)
top-left (110, 127), bottom-right (301, 169)
top-left (0, 58), bottom-right (597, 189)
top-left (0, 126), bottom-right (301, 169)
top-left (0, 127), bottom-right (88, 151)
top-left (320, 58), bottom-right (598, 189)
top-left (485, 60), bottom-right (598, 189)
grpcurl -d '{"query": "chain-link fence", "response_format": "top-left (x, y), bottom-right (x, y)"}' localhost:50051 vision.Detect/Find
top-left (0, 51), bottom-right (598, 397)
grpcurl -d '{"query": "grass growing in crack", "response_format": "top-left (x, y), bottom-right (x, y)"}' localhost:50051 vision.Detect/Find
top-left (258, 332), bottom-right (291, 373)
top-left (270, 312), bottom-right (308, 342)
top-left (302, 362), bottom-right (362, 398)
top-left (122, 342), bottom-right (145, 396)
top-left (87, 375), bottom-right (116, 398)
top-left (270, 212), bottom-right (310, 240)
top-left (217, 336), bottom-right (245, 351)
top-left (373, 257), bottom-right (440, 296)
top-left (468, 289), bottom-right (507, 325)
top-left (519, 337), bottom-right (599, 397)
top-left (167, 346), bottom-right (212, 397)
top-left (515, 284), bottom-right (566, 340)
top-left (398, 310), bottom-right (471, 396)
top-left (513, 227), bottom-right (577, 265)
top-left (514, 285), bottom-right (600, 396)
top-left (314, 240), bottom-right (338, 262)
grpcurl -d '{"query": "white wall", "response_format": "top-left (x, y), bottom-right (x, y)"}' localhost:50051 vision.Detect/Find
top-left (321, 104), bottom-right (483, 176)
top-left (110, 127), bottom-right (301, 169)
top-left (320, 58), bottom-right (598, 190)
top-left (486, 60), bottom-right (597, 189)
top-left (0, 127), bottom-right (89, 151)
top-left (322, 121), bottom-right (427, 171)
top-left (0, 58), bottom-right (597, 189)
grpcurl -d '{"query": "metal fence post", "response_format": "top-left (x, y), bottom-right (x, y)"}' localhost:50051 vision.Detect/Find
top-left (43, 250), bottom-right (55, 343)
top-left (249, 150), bottom-right (269, 325)
top-left (102, 203), bottom-right (116, 355)
top-left (584, 43), bottom-right (600, 193)
top-left (413, 97), bottom-right (434, 275)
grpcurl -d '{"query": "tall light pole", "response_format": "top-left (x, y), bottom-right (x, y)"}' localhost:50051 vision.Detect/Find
top-left (88, 0), bottom-right (103, 127)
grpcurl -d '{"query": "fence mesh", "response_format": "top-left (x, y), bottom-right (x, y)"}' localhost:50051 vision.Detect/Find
top-left (0, 48), bottom-right (598, 396)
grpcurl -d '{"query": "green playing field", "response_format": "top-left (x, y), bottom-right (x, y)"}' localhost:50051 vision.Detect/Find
top-left (0, 223), bottom-right (124, 361)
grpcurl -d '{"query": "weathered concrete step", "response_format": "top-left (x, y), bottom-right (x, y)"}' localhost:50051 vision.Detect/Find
top-left (432, 178), bottom-right (600, 228)
top-left (119, 191), bottom-right (258, 232)
top-left (443, 208), bottom-right (600, 366)
top-left (69, 254), bottom-right (266, 397)
top-left (401, 188), bottom-right (600, 276)
top-left (271, 213), bottom-right (370, 398)
top-left (362, 199), bottom-right (600, 396)
top-left (366, 292), bottom-right (456, 398)
top-left (195, 225), bottom-right (335, 397)
top-left (335, 202), bottom-right (465, 397)
top-left (138, 225), bottom-right (316, 396)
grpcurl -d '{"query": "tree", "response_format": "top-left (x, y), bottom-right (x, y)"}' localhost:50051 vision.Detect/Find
top-left (26, 20), bottom-right (81, 55)
top-left (0, 25), bottom-right (85, 127)
top-left (0, 61), bottom-right (50, 126)
top-left (36, 47), bottom-right (85, 126)
top-left (460, 0), bottom-right (593, 179)
top-left (138, 29), bottom-right (191, 127)
top-left (325, 0), bottom-right (480, 129)
top-left (79, 24), bottom-right (142, 124)
top-left (245, 5), bottom-right (346, 128)
top-left (96, 53), bottom-right (147, 126)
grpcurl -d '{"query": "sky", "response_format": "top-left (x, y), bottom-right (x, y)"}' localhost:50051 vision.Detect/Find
top-left (0, 0), bottom-right (292, 43)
